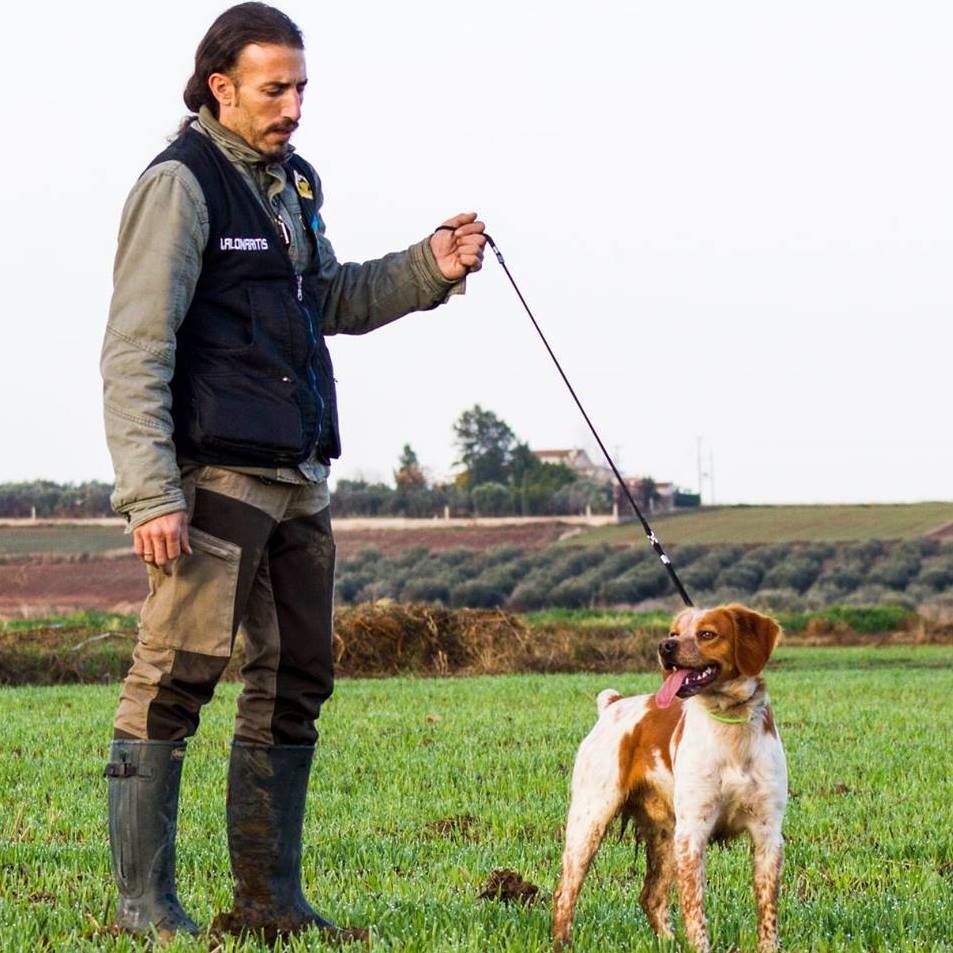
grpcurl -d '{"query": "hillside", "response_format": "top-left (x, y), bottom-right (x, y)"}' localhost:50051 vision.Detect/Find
top-left (570, 502), bottom-right (953, 546)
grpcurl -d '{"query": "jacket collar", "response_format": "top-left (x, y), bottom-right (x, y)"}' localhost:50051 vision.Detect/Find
top-left (196, 105), bottom-right (295, 169)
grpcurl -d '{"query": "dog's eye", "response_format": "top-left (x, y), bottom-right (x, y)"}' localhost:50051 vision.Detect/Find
top-left (698, 630), bottom-right (718, 641)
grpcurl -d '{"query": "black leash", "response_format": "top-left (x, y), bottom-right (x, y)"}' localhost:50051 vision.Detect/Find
top-left (434, 224), bottom-right (693, 607)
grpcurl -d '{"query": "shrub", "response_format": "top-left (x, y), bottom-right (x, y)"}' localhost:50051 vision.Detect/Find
top-left (471, 481), bottom-right (513, 517)
top-left (601, 563), bottom-right (671, 604)
top-left (550, 576), bottom-right (598, 608)
top-left (715, 562), bottom-right (762, 593)
top-left (669, 544), bottom-right (708, 566)
top-left (744, 544), bottom-right (790, 571)
top-left (868, 554), bottom-right (920, 589)
top-left (343, 547), bottom-right (384, 570)
top-left (842, 584), bottom-right (895, 607)
top-left (506, 579), bottom-right (553, 611)
top-left (841, 539), bottom-right (884, 568)
top-left (817, 559), bottom-right (865, 592)
top-left (335, 572), bottom-right (375, 604)
top-left (400, 576), bottom-right (452, 603)
top-left (356, 579), bottom-right (399, 602)
top-left (681, 556), bottom-right (723, 591)
top-left (749, 588), bottom-right (803, 612)
top-left (449, 579), bottom-right (508, 608)
top-left (762, 556), bottom-right (821, 593)
top-left (601, 548), bottom-right (652, 576)
top-left (802, 542), bottom-right (836, 561)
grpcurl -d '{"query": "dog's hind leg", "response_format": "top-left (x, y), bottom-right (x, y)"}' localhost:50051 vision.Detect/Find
top-left (552, 747), bottom-right (624, 949)
top-left (639, 824), bottom-right (675, 940)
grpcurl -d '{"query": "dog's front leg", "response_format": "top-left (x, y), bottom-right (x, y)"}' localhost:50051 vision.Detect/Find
top-left (750, 823), bottom-right (783, 953)
top-left (674, 827), bottom-right (711, 953)
top-left (552, 754), bottom-right (624, 949)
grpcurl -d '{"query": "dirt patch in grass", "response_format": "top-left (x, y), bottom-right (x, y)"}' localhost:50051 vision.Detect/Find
top-left (478, 869), bottom-right (541, 904)
top-left (425, 815), bottom-right (481, 841)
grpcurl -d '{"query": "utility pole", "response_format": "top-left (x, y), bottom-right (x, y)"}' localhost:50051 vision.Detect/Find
top-left (696, 436), bottom-right (704, 504)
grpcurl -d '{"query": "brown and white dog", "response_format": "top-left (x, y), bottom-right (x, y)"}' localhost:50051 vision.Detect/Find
top-left (553, 604), bottom-right (786, 953)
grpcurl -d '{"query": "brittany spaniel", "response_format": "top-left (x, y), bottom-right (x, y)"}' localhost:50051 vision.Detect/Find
top-left (553, 604), bottom-right (786, 953)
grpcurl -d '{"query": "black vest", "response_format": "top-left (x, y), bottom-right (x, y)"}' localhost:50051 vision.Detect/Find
top-left (148, 129), bottom-right (340, 467)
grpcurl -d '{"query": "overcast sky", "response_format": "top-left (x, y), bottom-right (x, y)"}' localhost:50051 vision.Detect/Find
top-left (1, 0), bottom-right (951, 504)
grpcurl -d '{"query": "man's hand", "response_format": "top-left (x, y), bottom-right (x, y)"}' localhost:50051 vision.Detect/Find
top-left (430, 212), bottom-right (487, 281)
top-left (133, 511), bottom-right (192, 574)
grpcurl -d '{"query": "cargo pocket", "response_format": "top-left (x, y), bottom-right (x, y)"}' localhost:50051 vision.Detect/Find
top-left (138, 528), bottom-right (241, 658)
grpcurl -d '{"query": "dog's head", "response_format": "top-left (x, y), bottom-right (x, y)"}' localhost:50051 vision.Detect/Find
top-left (654, 603), bottom-right (781, 708)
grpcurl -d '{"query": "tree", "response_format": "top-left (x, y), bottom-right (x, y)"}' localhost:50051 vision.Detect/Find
top-left (394, 444), bottom-right (426, 491)
top-left (635, 477), bottom-right (661, 514)
top-left (452, 405), bottom-right (516, 488)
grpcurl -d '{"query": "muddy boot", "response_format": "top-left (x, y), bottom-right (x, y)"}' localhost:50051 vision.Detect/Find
top-left (105, 739), bottom-right (199, 941)
top-left (212, 741), bottom-right (368, 945)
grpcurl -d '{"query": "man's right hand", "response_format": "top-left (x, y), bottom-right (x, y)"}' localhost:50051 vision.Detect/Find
top-left (133, 511), bottom-right (192, 573)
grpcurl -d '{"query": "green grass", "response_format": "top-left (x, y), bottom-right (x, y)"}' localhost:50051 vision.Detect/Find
top-left (1, 645), bottom-right (951, 951)
top-left (571, 503), bottom-right (953, 546)
top-left (0, 524), bottom-right (127, 557)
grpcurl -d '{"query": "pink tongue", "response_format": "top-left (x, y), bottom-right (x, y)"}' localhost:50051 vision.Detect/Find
top-left (656, 669), bottom-right (690, 709)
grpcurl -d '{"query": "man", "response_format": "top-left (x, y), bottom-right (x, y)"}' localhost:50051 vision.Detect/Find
top-left (100, 2), bottom-right (485, 943)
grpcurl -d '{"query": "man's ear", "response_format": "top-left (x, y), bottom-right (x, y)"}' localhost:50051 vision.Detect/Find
top-left (729, 604), bottom-right (781, 677)
top-left (208, 72), bottom-right (236, 108)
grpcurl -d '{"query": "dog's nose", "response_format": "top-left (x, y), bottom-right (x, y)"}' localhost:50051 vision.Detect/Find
top-left (659, 638), bottom-right (678, 659)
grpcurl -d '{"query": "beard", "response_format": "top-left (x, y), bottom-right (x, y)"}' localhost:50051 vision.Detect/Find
top-left (257, 121), bottom-right (298, 160)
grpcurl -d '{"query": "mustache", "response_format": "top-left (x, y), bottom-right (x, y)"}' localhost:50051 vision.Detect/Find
top-left (266, 121), bottom-right (299, 135)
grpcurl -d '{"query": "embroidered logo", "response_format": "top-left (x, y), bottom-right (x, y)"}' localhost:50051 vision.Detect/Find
top-left (220, 237), bottom-right (270, 251)
top-left (293, 170), bottom-right (314, 200)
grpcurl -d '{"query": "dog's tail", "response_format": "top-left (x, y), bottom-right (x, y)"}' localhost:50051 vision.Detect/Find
top-left (597, 689), bottom-right (623, 714)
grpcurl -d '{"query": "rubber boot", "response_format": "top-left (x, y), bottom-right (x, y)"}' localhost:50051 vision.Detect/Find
top-left (105, 739), bottom-right (199, 941)
top-left (212, 742), bottom-right (368, 945)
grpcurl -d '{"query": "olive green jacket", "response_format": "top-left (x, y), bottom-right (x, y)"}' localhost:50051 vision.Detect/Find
top-left (101, 108), bottom-right (460, 529)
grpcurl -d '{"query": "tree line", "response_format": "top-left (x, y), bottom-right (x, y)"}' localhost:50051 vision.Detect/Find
top-left (0, 406), bottom-right (662, 519)
top-left (335, 405), bottom-right (614, 517)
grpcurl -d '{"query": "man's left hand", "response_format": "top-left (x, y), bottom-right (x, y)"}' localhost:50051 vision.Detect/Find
top-left (431, 212), bottom-right (487, 281)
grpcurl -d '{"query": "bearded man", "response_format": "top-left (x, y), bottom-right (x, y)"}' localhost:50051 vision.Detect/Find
top-left (100, 2), bottom-right (485, 942)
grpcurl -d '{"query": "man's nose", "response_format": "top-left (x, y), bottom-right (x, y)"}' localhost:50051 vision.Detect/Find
top-left (283, 90), bottom-right (302, 123)
top-left (659, 638), bottom-right (678, 659)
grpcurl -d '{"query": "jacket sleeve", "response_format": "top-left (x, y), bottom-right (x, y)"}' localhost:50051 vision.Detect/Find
top-left (306, 165), bottom-right (464, 336)
top-left (100, 163), bottom-right (208, 529)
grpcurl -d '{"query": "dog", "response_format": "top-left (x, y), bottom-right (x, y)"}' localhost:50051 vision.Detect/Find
top-left (552, 604), bottom-right (786, 953)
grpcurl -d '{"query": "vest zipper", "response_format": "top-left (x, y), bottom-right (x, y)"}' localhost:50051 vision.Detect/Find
top-left (296, 271), bottom-right (324, 450)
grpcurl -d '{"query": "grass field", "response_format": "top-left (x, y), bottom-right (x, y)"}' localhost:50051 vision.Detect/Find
top-left (1, 645), bottom-right (951, 952)
top-left (3, 501), bottom-right (953, 560)
top-left (0, 523), bottom-right (127, 558)
top-left (572, 503), bottom-right (953, 546)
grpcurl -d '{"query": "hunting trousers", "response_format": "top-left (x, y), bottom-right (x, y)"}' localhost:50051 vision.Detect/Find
top-left (113, 466), bottom-right (335, 745)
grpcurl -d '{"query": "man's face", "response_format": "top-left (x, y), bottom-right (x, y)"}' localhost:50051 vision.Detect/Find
top-left (211, 43), bottom-right (307, 159)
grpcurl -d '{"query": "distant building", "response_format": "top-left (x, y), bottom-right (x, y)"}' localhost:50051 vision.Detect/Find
top-left (531, 448), bottom-right (699, 519)
top-left (531, 448), bottom-right (614, 484)
top-left (615, 477), bottom-right (676, 516)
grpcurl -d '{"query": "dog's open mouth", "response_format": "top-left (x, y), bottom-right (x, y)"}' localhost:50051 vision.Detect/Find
top-left (656, 664), bottom-right (720, 708)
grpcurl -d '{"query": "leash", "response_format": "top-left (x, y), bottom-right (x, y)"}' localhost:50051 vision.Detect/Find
top-left (435, 225), bottom-right (694, 607)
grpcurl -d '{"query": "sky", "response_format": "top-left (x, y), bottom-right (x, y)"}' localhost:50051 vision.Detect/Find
top-left (1, 0), bottom-right (951, 504)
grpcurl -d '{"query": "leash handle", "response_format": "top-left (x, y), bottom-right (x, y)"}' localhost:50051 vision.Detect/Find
top-left (434, 224), bottom-right (693, 607)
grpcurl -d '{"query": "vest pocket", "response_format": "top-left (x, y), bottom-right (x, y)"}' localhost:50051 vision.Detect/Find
top-left (188, 372), bottom-right (306, 459)
top-left (138, 527), bottom-right (241, 658)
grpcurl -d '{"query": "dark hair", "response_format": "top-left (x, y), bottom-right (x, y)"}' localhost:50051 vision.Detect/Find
top-left (183, 2), bottom-right (304, 117)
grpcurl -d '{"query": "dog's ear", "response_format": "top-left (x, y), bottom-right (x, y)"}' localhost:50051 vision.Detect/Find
top-left (729, 605), bottom-right (781, 677)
